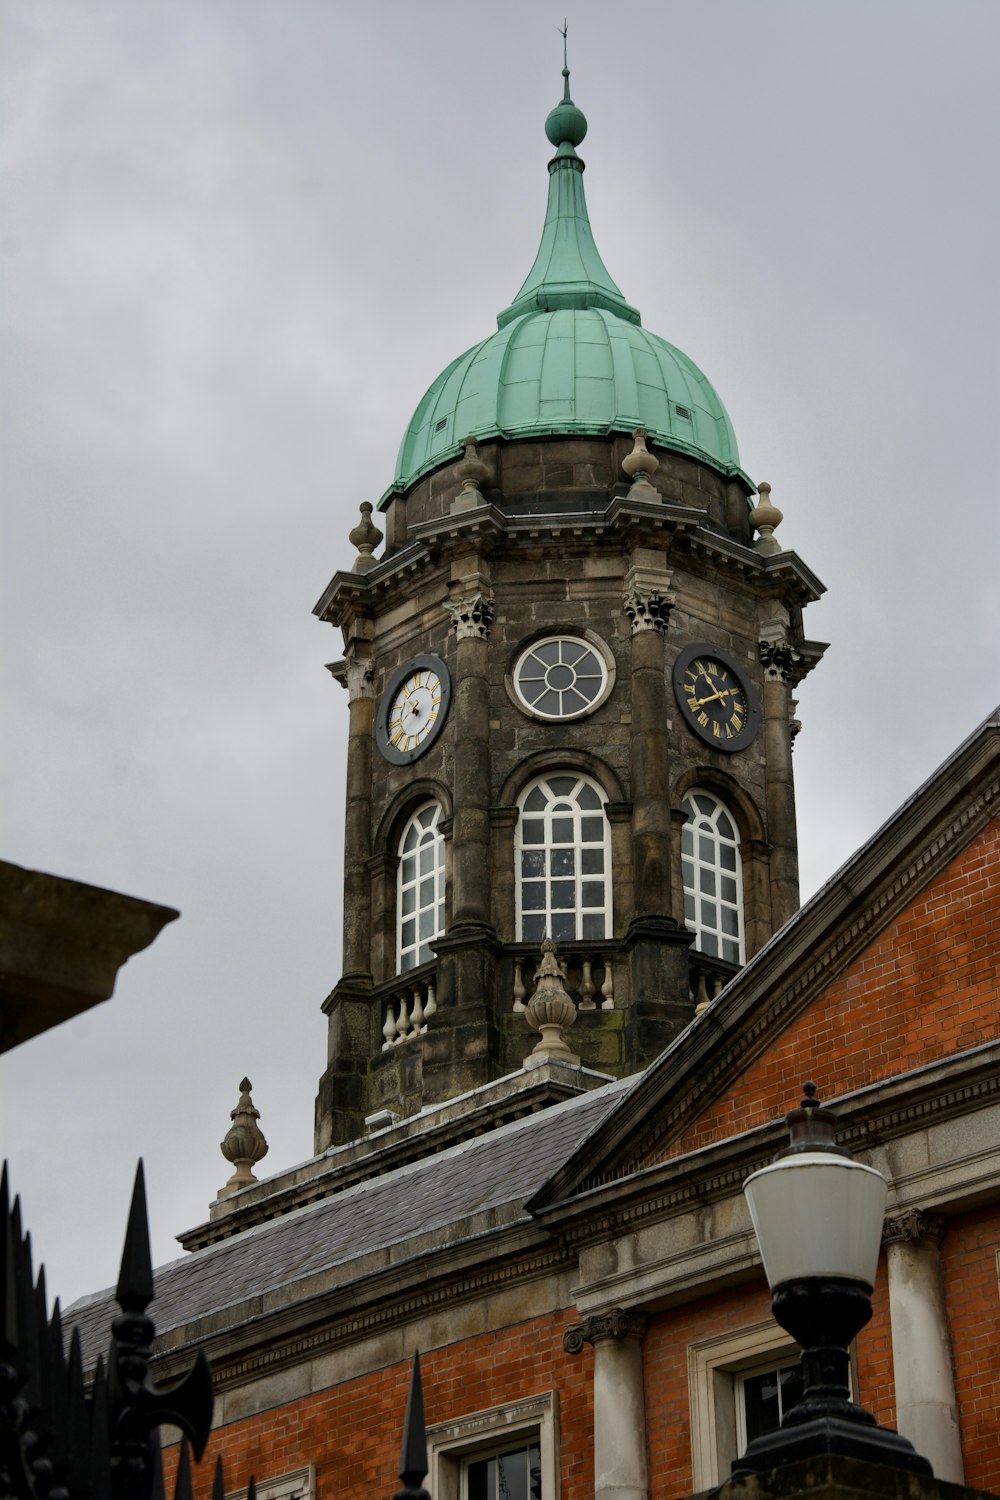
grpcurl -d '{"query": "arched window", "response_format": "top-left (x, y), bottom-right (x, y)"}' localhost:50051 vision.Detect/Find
top-left (397, 802), bottom-right (446, 972)
top-left (515, 774), bottom-right (611, 943)
top-left (681, 790), bottom-right (745, 963)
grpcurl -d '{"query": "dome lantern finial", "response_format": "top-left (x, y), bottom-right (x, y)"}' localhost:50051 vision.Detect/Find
top-left (545, 20), bottom-right (587, 151)
top-left (498, 40), bottom-right (639, 330)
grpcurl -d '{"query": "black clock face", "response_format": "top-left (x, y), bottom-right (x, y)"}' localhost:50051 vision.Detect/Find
top-left (376, 653), bottom-right (452, 765)
top-left (672, 644), bottom-right (759, 752)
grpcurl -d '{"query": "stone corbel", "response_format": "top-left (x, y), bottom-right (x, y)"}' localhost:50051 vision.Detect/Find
top-left (563, 1308), bottom-right (647, 1353)
top-left (444, 592), bottom-right (495, 640)
top-left (623, 584), bottom-right (675, 635)
top-left (882, 1207), bottom-right (947, 1245)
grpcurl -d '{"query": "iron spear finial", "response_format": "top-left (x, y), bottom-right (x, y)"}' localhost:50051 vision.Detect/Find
top-left (559, 19), bottom-right (570, 99)
top-left (395, 1352), bottom-right (430, 1500)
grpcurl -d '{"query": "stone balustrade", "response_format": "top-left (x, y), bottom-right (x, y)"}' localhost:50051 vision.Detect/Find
top-left (381, 968), bottom-right (438, 1049)
top-left (511, 944), bottom-right (615, 1012)
top-left (689, 949), bottom-right (739, 1012)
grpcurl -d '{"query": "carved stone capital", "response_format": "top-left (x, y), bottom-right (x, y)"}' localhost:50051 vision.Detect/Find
top-left (344, 655), bottom-right (376, 702)
top-left (623, 585), bottom-right (675, 635)
top-left (758, 638), bottom-right (798, 683)
top-left (883, 1208), bottom-right (947, 1246)
top-left (562, 1308), bottom-right (647, 1353)
top-left (444, 592), bottom-right (494, 640)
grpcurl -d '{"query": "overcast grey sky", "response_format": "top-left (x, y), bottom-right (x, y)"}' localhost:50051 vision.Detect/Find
top-left (2, 0), bottom-right (998, 1309)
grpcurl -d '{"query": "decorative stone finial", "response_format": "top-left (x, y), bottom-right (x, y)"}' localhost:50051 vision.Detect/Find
top-left (621, 428), bottom-right (660, 496)
top-left (451, 436), bottom-right (490, 513)
top-left (524, 938), bottom-right (580, 1066)
top-left (749, 481), bottom-right (784, 555)
top-left (219, 1077), bottom-right (269, 1198)
top-left (349, 502), bottom-right (383, 573)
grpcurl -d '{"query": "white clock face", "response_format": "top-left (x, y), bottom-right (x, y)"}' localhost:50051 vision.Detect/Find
top-left (387, 668), bottom-right (442, 754)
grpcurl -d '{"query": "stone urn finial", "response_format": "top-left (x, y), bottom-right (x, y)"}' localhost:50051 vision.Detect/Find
top-left (219, 1077), bottom-right (269, 1198)
top-left (349, 501), bottom-right (383, 573)
top-left (749, 481), bottom-right (784, 555)
top-left (524, 939), bottom-right (580, 1066)
top-left (451, 436), bottom-right (490, 513)
top-left (621, 427), bottom-right (660, 496)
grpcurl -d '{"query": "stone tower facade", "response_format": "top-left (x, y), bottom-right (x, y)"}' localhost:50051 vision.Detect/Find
top-left (312, 74), bottom-right (826, 1150)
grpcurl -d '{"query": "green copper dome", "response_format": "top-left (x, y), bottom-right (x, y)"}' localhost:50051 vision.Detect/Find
top-left (387, 76), bottom-right (745, 501)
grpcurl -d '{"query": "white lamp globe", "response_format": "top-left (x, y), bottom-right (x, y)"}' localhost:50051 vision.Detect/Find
top-left (744, 1149), bottom-right (888, 1290)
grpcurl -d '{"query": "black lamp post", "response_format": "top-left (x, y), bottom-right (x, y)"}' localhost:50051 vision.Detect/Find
top-left (732, 1083), bottom-right (932, 1478)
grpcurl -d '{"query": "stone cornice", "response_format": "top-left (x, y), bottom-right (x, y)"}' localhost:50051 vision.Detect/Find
top-left (532, 1041), bottom-right (1000, 1250)
top-left (314, 501), bottom-right (825, 626)
top-left (151, 1227), bottom-right (568, 1395)
top-left (529, 722), bottom-right (999, 1209)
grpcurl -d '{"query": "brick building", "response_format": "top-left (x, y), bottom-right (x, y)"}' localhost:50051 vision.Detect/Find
top-left (69, 68), bottom-right (1000, 1500)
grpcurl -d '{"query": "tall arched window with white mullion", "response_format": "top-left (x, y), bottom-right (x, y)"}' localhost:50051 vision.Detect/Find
top-left (681, 790), bottom-right (745, 963)
top-left (397, 801), bottom-right (446, 972)
top-left (515, 773), bottom-right (611, 944)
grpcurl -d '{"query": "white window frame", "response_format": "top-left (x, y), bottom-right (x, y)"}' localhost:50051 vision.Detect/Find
top-left (514, 773), bottom-right (611, 943)
top-left (681, 789), bottom-right (745, 963)
top-left (397, 801), bottom-right (446, 972)
top-left (511, 634), bottom-right (613, 722)
top-left (687, 1320), bottom-right (857, 1488)
top-left (426, 1392), bottom-right (558, 1500)
top-left (733, 1353), bottom-right (808, 1452)
top-left (226, 1468), bottom-right (315, 1500)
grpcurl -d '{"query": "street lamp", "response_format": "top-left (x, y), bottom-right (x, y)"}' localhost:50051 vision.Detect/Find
top-left (733, 1082), bottom-right (932, 1477)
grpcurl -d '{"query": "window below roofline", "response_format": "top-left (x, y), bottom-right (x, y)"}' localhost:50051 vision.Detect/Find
top-left (687, 1320), bottom-right (858, 1489)
top-left (426, 1391), bottom-right (559, 1500)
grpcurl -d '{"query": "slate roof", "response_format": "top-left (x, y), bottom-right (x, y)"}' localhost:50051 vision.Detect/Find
top-left (67, 1074), bottom-right (634, 1368)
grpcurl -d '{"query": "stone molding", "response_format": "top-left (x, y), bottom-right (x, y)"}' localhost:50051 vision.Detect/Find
top-left (155, 1240), bottom-right (569, 1394)
top-left (545, 1051), bottom-right (1000, 1254)
top-left (883, 1207), bottom-right (947, 1246)
top-left (563, 1307), bottom-right (647, 1353)
top-left (623, 584), bottom-right (675, 634)
top-left (444, 592), bottom-right (494, 640)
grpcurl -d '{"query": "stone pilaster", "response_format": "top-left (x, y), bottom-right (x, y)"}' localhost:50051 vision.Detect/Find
top-left (424, 577), bottom-right (500, 1102)
top-left (622, 563), bottom-right (693, 1059)
top-left (341, 646), bottom-right (376, 979)
top-left (564, 1310), bottom-right (648, 1500)
top-left (883, 1208), bottom-right (963, 1484)
top-left (444, 587), bottom-right (495, 929)
top-left (758, 632), bottom-right (800, 930)
top-left (314, 631), bottom-right (377, 1152)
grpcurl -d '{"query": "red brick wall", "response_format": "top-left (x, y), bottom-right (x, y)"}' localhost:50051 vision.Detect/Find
top-left (943, 1203), bottom-right (1000, 1492)
top-left (192, 1310), bottom-right (593, 1500)
top-left (642, 1268), bottom-right (896, 1498)
top-left (656, 820), bottom-right (1000, 1163)
top-left (176, 1217), bottom-right (1000, 1500)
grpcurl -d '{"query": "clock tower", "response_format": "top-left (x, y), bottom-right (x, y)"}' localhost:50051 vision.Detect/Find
top-left (312, 70), bottom-right (826, 1149)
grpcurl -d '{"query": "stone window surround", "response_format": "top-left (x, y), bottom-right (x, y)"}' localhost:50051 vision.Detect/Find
top-left (226, 1467), bottom-right (316, 1500)
top-left (396, 800), bottom-right (447, 972)
top-left (507, 628), bottom-right (617, 723)
top-left (514, 772), bottom-right (613, 943)
top-left (686, 1319), bottom-right (858, 1489)
top-left (681, 788), bottom-right (746, 964)
top-left (426, 1391), bottom-right (558, 1500)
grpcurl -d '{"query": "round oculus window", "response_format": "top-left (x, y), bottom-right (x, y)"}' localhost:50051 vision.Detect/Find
top-left (513, 636), bottom-right (609, 720)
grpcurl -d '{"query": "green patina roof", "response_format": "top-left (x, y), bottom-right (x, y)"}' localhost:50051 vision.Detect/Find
top-left (387, 72), bottom-right (744, 501)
